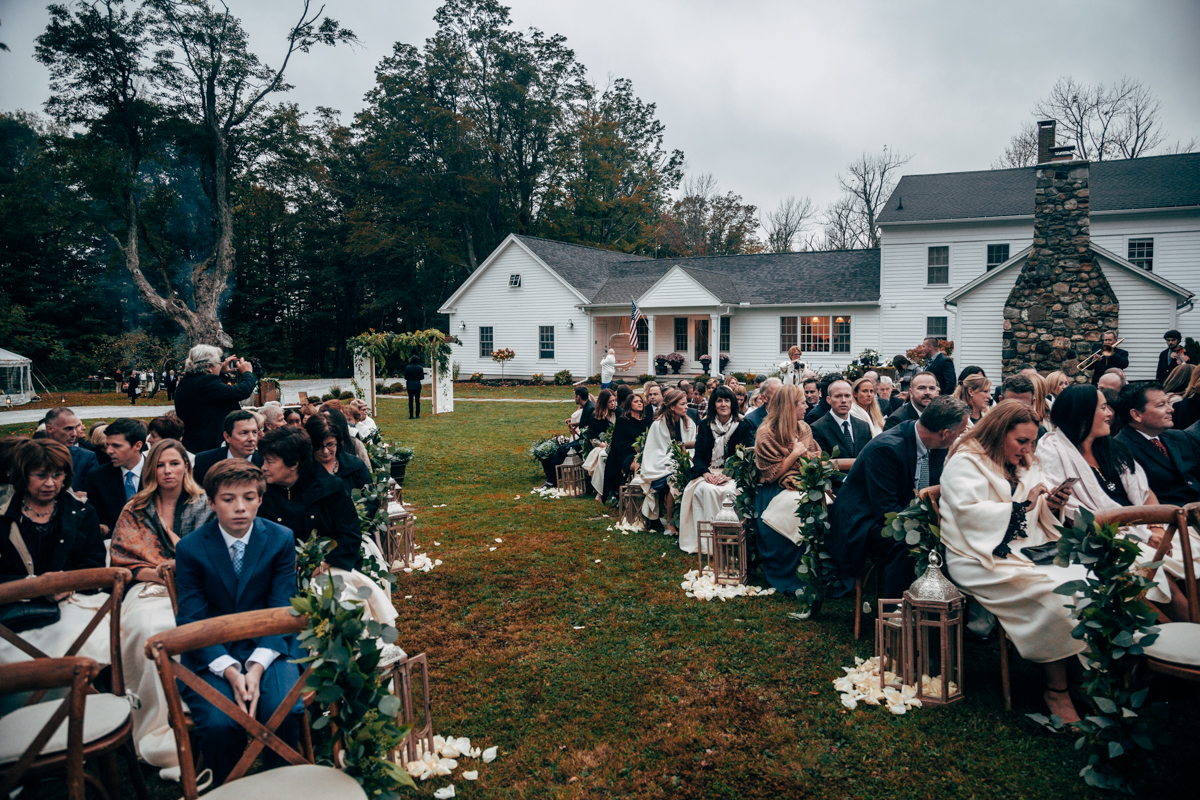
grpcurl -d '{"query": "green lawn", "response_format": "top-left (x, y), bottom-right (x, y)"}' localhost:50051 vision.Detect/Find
top-left (5, 396), bottom-right (1196, 799)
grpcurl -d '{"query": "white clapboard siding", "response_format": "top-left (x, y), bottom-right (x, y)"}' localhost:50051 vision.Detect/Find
top-left (446, 242), bottom-right (590, 379)
top-left (725, 307), bottom-right (881, 376)
top-left (638, 269), bottom-right (719, 307)
top-left (1101, 258), bottom-right (1181, 381)
top-left (951, 263), bottom-right (1022, 380)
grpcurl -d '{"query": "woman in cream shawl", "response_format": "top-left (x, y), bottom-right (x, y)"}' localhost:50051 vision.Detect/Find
top-left (754, 384), bottom-right (822, 596)
top-left (633, 388), bottom-right (697, 531)
top-left (678, 386), bottom-right (751, 554)
top-left (938, 401), bottom-right (1084, 723)
top-left (1036, 385), bottom-right (1187, 618)
top-left (110, 439), bottom-right (213, 773)
top-left (849, 376), bottom-right (884, 438)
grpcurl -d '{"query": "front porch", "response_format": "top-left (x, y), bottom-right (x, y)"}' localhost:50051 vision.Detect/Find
top-left (589, 312), bottom-right (728, 380)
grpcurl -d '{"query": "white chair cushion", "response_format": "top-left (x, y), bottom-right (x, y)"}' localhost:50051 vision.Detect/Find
top-left (205, 764), bottom-right (367, 800)
top-left (0, 693), bottom-right (130, 764)
top-left (1143, 622), bottom-right (1200, 666)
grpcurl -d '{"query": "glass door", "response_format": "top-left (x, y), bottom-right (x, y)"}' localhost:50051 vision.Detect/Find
top-left (694, 319), bottom-right (709, 365)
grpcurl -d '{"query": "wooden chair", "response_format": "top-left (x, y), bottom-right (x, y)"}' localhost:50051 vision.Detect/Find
top-left (1094, 504), bottom-right (1199, 682)
top-left (157, 561), bottom-right (179, 616)
top-left (0, 657), bottom-right (135, 800)
top-left (144, 607), bottom-right (366, 800)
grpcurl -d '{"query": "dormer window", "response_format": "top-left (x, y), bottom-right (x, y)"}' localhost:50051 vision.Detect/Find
top-left (509, 274), bottom-right (522, 287)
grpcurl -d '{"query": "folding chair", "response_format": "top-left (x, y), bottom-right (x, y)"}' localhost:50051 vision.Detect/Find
top-left (144, 607), bottom-right (367, 800)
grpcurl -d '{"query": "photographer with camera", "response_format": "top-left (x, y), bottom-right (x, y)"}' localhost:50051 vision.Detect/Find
top-left (173, 344), bottom-right (258, 454)
top-left (779, 346), bottom-right (806, 386)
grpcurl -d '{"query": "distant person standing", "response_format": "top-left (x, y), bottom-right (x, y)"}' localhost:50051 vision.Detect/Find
top-left (599, 348), bottom-right (634, 391)
top-left (923, 337), bottom-right (957, 397)
top-left (1088, 330), bottom-right (1129, 386)
top-left (127, 369), bottom-right (140, 405)
top-left (404, 355), bottom-right (425, 419)
top-left (164, 369), bottom-right (179, 401)
top-left (1156, 329), bottom-right (1190, 383)
top-left (173, 345), bottom-right (257, 453)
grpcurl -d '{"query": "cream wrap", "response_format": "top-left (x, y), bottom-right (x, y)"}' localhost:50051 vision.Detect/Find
top-left (634, 416), bottom-right (697, 520)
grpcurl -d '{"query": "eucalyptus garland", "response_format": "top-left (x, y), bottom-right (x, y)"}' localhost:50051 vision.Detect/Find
top-left (1035, 509), bottom-right (1165, 793)
top-left (882, 492), bottom-right (944, 575)
top-left (723, 444), bottom-right (759, 523)
top-left (351, 437), bottom-right (406, 588)
top-left (348, 329), bottom-right (460, 375)
top-left (292, 574), bottom-right (415, 797)
top-left (790, 452), bottom-right (842, 618)
top-left (668, 440), bottom-right (692, 530)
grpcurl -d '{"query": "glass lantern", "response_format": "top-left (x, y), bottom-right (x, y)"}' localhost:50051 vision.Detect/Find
top-left (874, 599), bottom-right (908, 691)
top-left (902, 552), bottom-right (965, 706)
top-left (556, 448), bottom-right (587, 497)
top-left (698, 496), bottom-right (748, 585)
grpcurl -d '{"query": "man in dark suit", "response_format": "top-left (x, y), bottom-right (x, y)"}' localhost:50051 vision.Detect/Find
top-left (1156, 329), bottom-right (1190, 383)
top-left (829, 396), bottom-right (968, 598)
top-left (1089, 330), bottom-right (1129, 386)
top-left (85, 418), bottom-right (147, 535)
top-left (811, 379), bottom-right (871, 458)
top-left (43, 408), bottom-right (97, 492)
top-left (923, 337), bottom-right (957, 397)
top-left (193, 410), bottom-right (265, 484)
top-left (174, 345), bottom-right (258, 453)
top-left (884, 371), bottom-right (939, 431)
top-left (1115, 382), bottom-right (1200, 506)
top-left (174, 459), bottom-right (302, 788)
top-left (741, 378), bottom-right (782, 441)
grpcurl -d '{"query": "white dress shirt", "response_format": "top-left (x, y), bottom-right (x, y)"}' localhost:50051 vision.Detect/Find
top-left (829, 410), bottom-right (855, 445)
top-left (207, 524), bottom-right (279, 677)
top-left (120, 455), bottom-right (146, 485)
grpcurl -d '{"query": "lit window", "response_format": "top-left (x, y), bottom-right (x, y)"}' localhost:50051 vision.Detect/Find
top-left (927, 317), bottom-right (948, 338)
top-left (986, 244), bottom-right (1009, 271)
top-left (780, 317), bottom-right (797, 352)
top-left (928, 246), bottom-right (949, 284)
top-left (800, 316), bottom-right (831, 352)
top-left (539, 326), bottom-right (554, 359)
top-left (832, 316), bottom-right (852, 353)
top-left (479, 327), bottom-right (493, 359)
top-left (1128, 238), bottom-right (1153, 270)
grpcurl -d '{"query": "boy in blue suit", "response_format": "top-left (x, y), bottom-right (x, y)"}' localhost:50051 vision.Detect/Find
top-left (174, 459), bottom-right (302, 786)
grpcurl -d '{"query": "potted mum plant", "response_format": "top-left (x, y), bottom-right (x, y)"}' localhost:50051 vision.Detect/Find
top-left (665, 352), bottom-right (685, 374)
top-left (654, 354), bottom-right (668, 375)
top-left (699, 353), bottom-right (712, 373)
top-left (389, 446), bottom-right (415, 485)
top-left (719, 354), bottom-right (730, 372)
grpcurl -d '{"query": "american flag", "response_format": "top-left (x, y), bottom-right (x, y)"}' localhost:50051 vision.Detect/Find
top-left (628, 298), bottom-right (643, 350)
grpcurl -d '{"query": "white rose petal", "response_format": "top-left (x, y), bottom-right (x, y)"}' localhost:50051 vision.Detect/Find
top-left (440, 758), bottom-right (458, 770)
top-left (594, 559), bottom-right (601, 564)
top-left (404, 595), bottom-right (413, 599)
top-left (573, 625), bottom-right (585, 630)
top-left (434, 541), bottom-right (441, 546)
top-left (433, 786), bottom-right (456, 799)
top-left (514, 496), bottom-right (520, 500)
top-left (489, 547), bottom-right (497, 551)
top-left (840, 695), bottom-right (857, 710)
top-left (440, 744), bottom-right (461, 759)
top-left (482, 746), bottom-right (498, 763)
top-left (463, 770), bottom-right (478, 781)
top-left (494, 538), bottom-right (503, 543)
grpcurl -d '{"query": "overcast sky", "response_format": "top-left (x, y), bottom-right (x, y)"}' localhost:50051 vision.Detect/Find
top-left (3, 0), bottom-right (1199, 226)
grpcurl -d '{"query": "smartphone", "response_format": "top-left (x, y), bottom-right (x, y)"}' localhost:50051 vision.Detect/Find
top-left (1053, 477), bottom-right (1079, 494)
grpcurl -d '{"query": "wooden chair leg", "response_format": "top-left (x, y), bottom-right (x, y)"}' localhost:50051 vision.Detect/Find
top-left (99, 750), bottom-right (121, 800)
top-left (122, 740), bottom-right (150, 800)
top-left (998, 625), bottom-right (1012, 711)
top-left (853, 578), bottom-right (865, 640)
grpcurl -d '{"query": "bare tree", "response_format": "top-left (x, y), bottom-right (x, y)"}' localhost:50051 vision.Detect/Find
top-left (993, 121), bottom-right (1039, 169)
top-left (835, 147), bottom-right (911, 249)
top-left (818, 196), bottom-right (868, 251)
top-left (762, 195), bottom-right (816, 253)
top-left (1161, 137), bottom-right (1199, 155)
top-left (1114, 81), bottom-right (1167, 158)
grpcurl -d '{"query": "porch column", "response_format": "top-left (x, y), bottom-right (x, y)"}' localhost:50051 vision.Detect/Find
top-left (709, 313), bottom-right (720, 376)
top-left (646, 315), bottom-right (655, 374)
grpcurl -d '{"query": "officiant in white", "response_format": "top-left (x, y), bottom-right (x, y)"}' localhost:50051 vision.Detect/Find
top-left (678, 386), bottom-right (752, 553)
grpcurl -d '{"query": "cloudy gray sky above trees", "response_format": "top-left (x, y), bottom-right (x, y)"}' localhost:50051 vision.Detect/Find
top-left (3, 0), bottom-right (1198, 227)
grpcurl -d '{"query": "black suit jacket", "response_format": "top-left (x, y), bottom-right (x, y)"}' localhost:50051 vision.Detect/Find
top-left (811, 413), bottom-right (872, 459)
top-left (85, 461), bottom-right (142, 532)
top-left (828, 421), bottom-right (945, 577)
top-left (1156, 348), bottom-right (1177, 383)
top-left (174, 371), bottom-right (258, 453)
top-left (193, 446), bottom-right (265, 485)
top-left (1089, 347), bottom-right (1129, 385)
top-left (689, 419), bottom-right (754, 480)
top-left (741, 405), bottom-right (768, 443)
top-left (804, 398), bottom-right (830, 426)
top-left (884, 401), bottom-right (922, 431)
top-left (927, 353), bottom-right (956, 397)
top-left (1115, 427), bottom-right (1200, 506)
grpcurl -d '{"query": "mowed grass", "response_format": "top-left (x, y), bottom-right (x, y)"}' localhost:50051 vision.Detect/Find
top-left (3, 396), bottom-right (1196, 799)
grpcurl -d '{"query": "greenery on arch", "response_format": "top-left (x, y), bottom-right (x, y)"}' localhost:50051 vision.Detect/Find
top-left (348, 329), bottom-right (461, 375)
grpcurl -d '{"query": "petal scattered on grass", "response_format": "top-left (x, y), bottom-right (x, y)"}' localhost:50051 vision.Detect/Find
top-left (482, 746), bottom-right (498, 763)
top-left (433, 786), bottom-right (455, 799)
top-left (463, 770), bottom-right (478, 781)
top-left (494, 538), bottom-right (503, 543)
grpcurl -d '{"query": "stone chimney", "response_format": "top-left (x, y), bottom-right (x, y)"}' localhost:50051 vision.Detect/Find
top-left (1036, 120), bottom-right (1056, 165)
top-left (1001, 159), bottom-right (1118, 378)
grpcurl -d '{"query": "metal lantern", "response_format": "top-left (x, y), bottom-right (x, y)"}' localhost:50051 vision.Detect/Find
top-left (377, 502), bottom-right (416, 573)
top-left (697, 496), bottom-right (748, 585)
top-left (902, 552), bottom-right (965, 706)
top-left (556, 448), bottom-right (588, 497)
top-left (618, 483), bottom-right (644, 526)
top-left (874, 599), bottom-right (907, 691)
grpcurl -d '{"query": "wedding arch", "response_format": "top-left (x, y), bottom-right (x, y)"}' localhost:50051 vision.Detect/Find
top-left (347, 329), bottom-right (461, 415)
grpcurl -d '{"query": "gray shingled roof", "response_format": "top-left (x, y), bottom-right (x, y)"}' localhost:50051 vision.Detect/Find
top-left (515, 235), bottom-right (880, 306)
top-left (877, 152), bottom-right (1200, 224)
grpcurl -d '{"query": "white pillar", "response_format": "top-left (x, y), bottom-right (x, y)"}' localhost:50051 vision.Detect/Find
top-left (709, 313), bottom-right (720, 376)
top-left (646, 314), bottom-right (656, 374)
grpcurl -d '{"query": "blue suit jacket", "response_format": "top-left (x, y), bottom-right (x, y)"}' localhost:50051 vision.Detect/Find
top-left (70, 445), bottom-right (98, 492)
top-left (174, 518), bottom-right (299, 671)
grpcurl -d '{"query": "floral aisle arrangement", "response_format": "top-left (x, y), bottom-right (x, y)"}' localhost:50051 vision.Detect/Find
top-left (790, 452), bottom-right (842, 618)
top-left (530, 435), bottom-right (571, 462)
top-left (348, 328), bottom-right (460, 376)
top-left (882, 492), bottom-right (943, 575)
top-left (354, 439), bottom-right (410, 586)
top-left (723, 445), bottom-right (758, 522)
top-left (1040, 510), bottom-right (1165, 793)
top-left (680, 568), bottom-right (776, 601)
top-left (855, 348), bottom-right (883, 368)
top-left (490, 348), bottom-right (515, 378)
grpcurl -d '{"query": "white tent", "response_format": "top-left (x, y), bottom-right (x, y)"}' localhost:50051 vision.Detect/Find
top-left (0, 347), bottom-right (34, 406)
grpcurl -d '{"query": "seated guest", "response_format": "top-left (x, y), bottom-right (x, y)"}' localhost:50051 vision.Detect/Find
top-left (724, 375), bottom-right (741, 388)
top-left (193, 410), bottom-right (264, 484)
top-left (299, 403), bottom-right (320, 425)
top-left (348, 399), bottom-right (378, 440)
top-left (811, 379), bottom-right (871, 458)
top-left (615, 383), bottom-right (633, 409)
top-left (754, 385), bottom-right (823, 596)
top-left (876, 376), bottom-right (902, 414)
top-left (849, 377), bottom-right (884, 438)
top-left (258, 427), bottom-right (362, 572)
top-left (283, 407), bottom-right (304, 428)
top-left (0, 440), bottom-right (109, 667)
top-left (802, 377), bottom-right (826, 422)
top-left (954, 373), bottom-right (993, 428)
top-left (544, 387), bottom-right (595, 488)
top-left (146, 413), bottom-right (186, 449)
top-left (884, 371), bottom-right (940, 431)
top-left (77, 420), bottom-right (110, 467)
top-left (1031, 373), bottom-right (1052, 431)
top-left (259, 404), bottom-right (286, 432)
top-left (742, 377), bottom-right (781, 440)
top-left (582, 389), bottom-right (618, 497)
top-left (1036, 385), bottom-right (1185, 618)
top-left (602, 392), bottom-right (652, 503)
top-left (322, 406), bottom-right (370, 466)
top-left (892, 354), bottom-right (916, 386)
top-left (306, 414), bottom-right (371, 494)
top-left (1115, 382), bottom-right (1200, 506)
top-left (1172, 367), bottom-right (1200, 430)
top-left (732, 384), bottom-right (750, 415)
top-left (1100, 388), bottom-right (1122, 435)
top-left (633, 388), bottom-right (698, 534)
top-left (688, 382), bottom-right (708, 416)
top-left (643, 382), bottom-right (664, 417)
top-left (1163, 364), bottom-right (1195, 406)
top-left (1044, 371), bottom-right (1070, 403)
top-left (829, 396), bottom-right (967, 602)
top-left (0, 435), bottom-right (32, 483)
top-left (1098, 368), bottom-right (1125, 393)
top-left (939, 401), bottom-right (1095, 724)
top-left (43, 408), bottom-right (97, 492)
top-left (85, 417), bottom-right (148, 536)
top-left (110, 439), bottom-right (213, 771)
top-left (679, 386), bottom-right (751, 554)
top-left (173, 460), bottom-right (302, 787)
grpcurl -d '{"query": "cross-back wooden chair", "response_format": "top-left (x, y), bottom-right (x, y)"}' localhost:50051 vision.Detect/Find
top-left (1093, 504), bottom-right (1199, 682)
top-left (145, 607), bottom-right (366, 800)
top-left (156, 561), bottom-right (179, 616)
top-left (0, 657), bottom-right (137, 800)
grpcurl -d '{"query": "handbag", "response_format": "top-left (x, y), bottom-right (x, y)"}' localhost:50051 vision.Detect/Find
top-left (1021, 541), bottom-right (1061, 565)
top-left (0, 522), bottom-right (62, 632)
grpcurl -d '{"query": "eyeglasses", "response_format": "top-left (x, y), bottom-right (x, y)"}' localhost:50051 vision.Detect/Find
top-left (319, 441), bottom-right (339, 451)
top-left (30, 470), bottom-right (66, 481)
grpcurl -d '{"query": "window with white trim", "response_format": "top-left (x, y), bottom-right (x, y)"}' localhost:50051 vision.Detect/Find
top-left (832, 316), bottom-right (852, 353)
top-left (780, 316), bottom-right (797, 352)
top-left (927, 246), bottom-right (949, 284)
top-left (674, 318), bottom-right (688, 352)
top-left (719, 317), bottom-right (730, 352)
top-left (636, 318), bottom-right (649, 351)
top-left (479, 326), bottom-right (493, 358)
top-left (538, 326), bottom-right (555, 359)
top-left (927, 317), bottom-right (948, 338)
top-left (1128, 238), bottom-right (1153, 270)
top-left (509, 274), bottom-right (522, 287)
top-left (986, 244), bottom-right (1009, 271)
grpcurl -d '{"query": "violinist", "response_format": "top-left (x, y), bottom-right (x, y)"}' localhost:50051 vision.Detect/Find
top-left (1156, 329), bottom-right (1191, 383)
top-left (1087, 331), bottom-right (1129, 386)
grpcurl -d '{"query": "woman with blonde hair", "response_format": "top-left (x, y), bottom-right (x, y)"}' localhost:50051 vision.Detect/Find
top-left (1030, 373), bottom-right (1051, 428)
top-left (110, 439), bottom-right (213, 772)
top-left (849, 377), bottom-right (884, 437)
top-left (754, 384), bottom-right (822, 596)
top-left (954, 373), bottom-right (993, 428)
top-left (634, 388), bottom-right (697, 533)
top-left (779, 345), bottom-right (805, 385)
top-left (1044, 371), bottom-right (1070, 402)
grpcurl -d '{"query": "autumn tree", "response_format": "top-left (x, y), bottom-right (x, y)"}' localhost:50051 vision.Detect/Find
top-left (658, 174), bottom-right (761, 257)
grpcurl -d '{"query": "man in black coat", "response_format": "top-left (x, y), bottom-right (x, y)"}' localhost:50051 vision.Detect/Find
top-left (1156, 329), bottom-right (1190, 383)
top-left (1089, 330), bottom-right (1130, 386)
top-left (741, 378), bottom-right (781, 442)
top-left (884, 372), bottom-right (940, 431)
top-left (193, 410), bottom-right (265, 485)
top-left (811, 379), bottom-right (872, 459)
top-left (44, 408), bottom-right (97, 492)
top-left (1115, 382), bottom-right (1200, 506)
top-left (404, 355), bottom-right (425, 419)
top-left (828, 396), bottom-right (968, 598)
top-left (174, 345), bottom-right (257, 453)
top-left (164, 369), bottom-right (179, 401)
top-left (85, 418), bottom-right (147, 535)
top-left (923, 337), bottom-right (957, 397)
